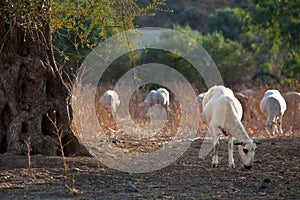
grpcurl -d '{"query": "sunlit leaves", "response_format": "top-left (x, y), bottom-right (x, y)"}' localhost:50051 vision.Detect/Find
top-left (50, 0), bottom-right (166, 70)
top-left (1, 0), bottom-right (166, 70)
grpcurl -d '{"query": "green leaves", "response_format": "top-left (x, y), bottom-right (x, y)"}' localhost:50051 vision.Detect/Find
top-left (50, 0), bottom-right (166, 71)
top-left (173, 25), bottom-right (254, 85)
top-left (249, 0), bottom-right (300, 84)
top-left (208, 8), bottom-right (242, 41)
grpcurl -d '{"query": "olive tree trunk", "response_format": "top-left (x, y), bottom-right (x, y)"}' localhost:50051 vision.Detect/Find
top-left (0, 10), bottom-right (88, 156)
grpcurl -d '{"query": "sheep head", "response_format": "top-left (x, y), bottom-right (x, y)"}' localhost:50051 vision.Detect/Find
top-left (234, 140), bottom-right (260, 170)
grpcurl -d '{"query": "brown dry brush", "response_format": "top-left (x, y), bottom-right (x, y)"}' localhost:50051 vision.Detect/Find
top-left (93, 83), bottom-right (198, 154)
top-left (95, 83), bottom-right (300, 146)
top-left (231, 84), bottom-right (300, 138)
top-left (46, 114), bottom-right (82, 195)
top-left (24, 136), bottom-right (38, 183)
top-left (24, 137), bottom-right (32, 173)
top-left (70, 82), bottom-right (300, 158)
top-left (20, 136), bottom-right (40, 191)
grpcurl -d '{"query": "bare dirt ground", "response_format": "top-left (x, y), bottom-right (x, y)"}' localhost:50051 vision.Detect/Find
top-left (0, 134), bottom-right (299, 199)
top-left (1, 86), bottom-right (300, 199)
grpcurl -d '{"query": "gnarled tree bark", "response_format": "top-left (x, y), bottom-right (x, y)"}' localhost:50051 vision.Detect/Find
top-left (0, 4), bottom-right (89, 156)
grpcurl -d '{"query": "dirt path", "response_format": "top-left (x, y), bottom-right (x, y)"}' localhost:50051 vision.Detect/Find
top-left (0, 136), bottom-right (299, 199)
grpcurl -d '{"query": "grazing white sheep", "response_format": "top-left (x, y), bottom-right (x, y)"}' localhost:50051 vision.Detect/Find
top-left (139, 88), bottom-right (170, 118)
top-left (201, 85), bottom-right (259, 169)
top-left (260, 89), bottom-right (286, 134)
top-left (194, 92), bottom-right (206, 105)
top-left (283, 92), bottom-right (300, 104)
top-left (194, 92), bottom-right (206, 112)
top-left (99, 90), bottom-right (120, 115)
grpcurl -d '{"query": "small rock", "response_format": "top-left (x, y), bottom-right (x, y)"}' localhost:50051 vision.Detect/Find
top-left (285, 181), bottom-right (290, 184)
top-left (264, 178), bottom-right (271, 183)
top-left (127, 182), bottom-right (139, 192)
top-left (279, 170), bottom-right (284, 175)
top-left (260, 184), bottom-right (267, 189)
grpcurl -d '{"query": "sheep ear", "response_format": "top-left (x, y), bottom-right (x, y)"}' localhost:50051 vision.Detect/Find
top-left (234, 141), bottom-right (243, 146)
top-left (254, 140), bottom-right (262, 145)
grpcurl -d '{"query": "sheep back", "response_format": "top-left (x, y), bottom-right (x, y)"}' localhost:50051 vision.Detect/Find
top-left (260, 90), bottom-right (286, 116)
top-left (201, 85), bottom-right (243, 126)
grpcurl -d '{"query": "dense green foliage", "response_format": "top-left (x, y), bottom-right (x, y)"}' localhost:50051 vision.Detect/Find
top-left (208, 8), bottom-right (242, 41)
top-left (95, 1), bottom-right (300, 87)
top-left (99, 24), bottom-right (254, 86)
top-left (249, 0), bottom-right (300, 85)
top-left (1, 0), bottom-right (299, 87)
top-left (170, 1), bottom-right (299, 86)
top-left (173, 25), bottom-right (254, 85)
top-left (99, 47), bottom-right (203, 85)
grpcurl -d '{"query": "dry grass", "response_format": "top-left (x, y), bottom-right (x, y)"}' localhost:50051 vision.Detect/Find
top-left (24, 137), bottom-right (31, 173)
top-left (72, 83), bottom-right (300, 155)
top-left (43, 113), bottom-right (82, 195)
top-left (231, 84), bottom-right (300, 139)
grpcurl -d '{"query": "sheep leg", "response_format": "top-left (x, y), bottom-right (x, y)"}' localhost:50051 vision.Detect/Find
top-left (212, 128), bottom-right (220, 168)
top-left (265, 126), bottom-right (271, 135)
top-left (278, 115), bottom-right (283, 134)
top-left (228, 135), bottom-right (235, 168)
top-left (270, 116), bottom-right (279, 135)
top-left (167, 106), bottom-right (171, 120)
top-left (265, 120), bottom-right (272, 135)
top-left (271, 121), bottom-right (277, 135)
top-left (165, 105), bottom-right (173, 127)
top-left (165, 105), bottom-right (170, 120)
top-left (212, 140), bottom-right (219, 168)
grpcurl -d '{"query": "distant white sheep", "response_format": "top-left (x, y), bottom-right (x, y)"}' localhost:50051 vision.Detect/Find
top-left (283, 92), bottom-right (300, 129)
top-left (194, 92), bottom-right (206, 112)
top-left (284, 92), bottom-right (300, 103)
top-left (238, 89), bottom-right (255, 96)
top-left (194, 92), bottom-right (206, 105)
top-left (234, 92), bottom-right (249, 121)
top-left (260, 89), bottom-right (286, 134)
top-left (201, 85), bottom-right (259, 169)
top-left (234, 92), bottom-right (248, 104)
top-left (139, 88), bottom-right (170, 118)
top-left (99, 90), bottom-right (120, 115)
